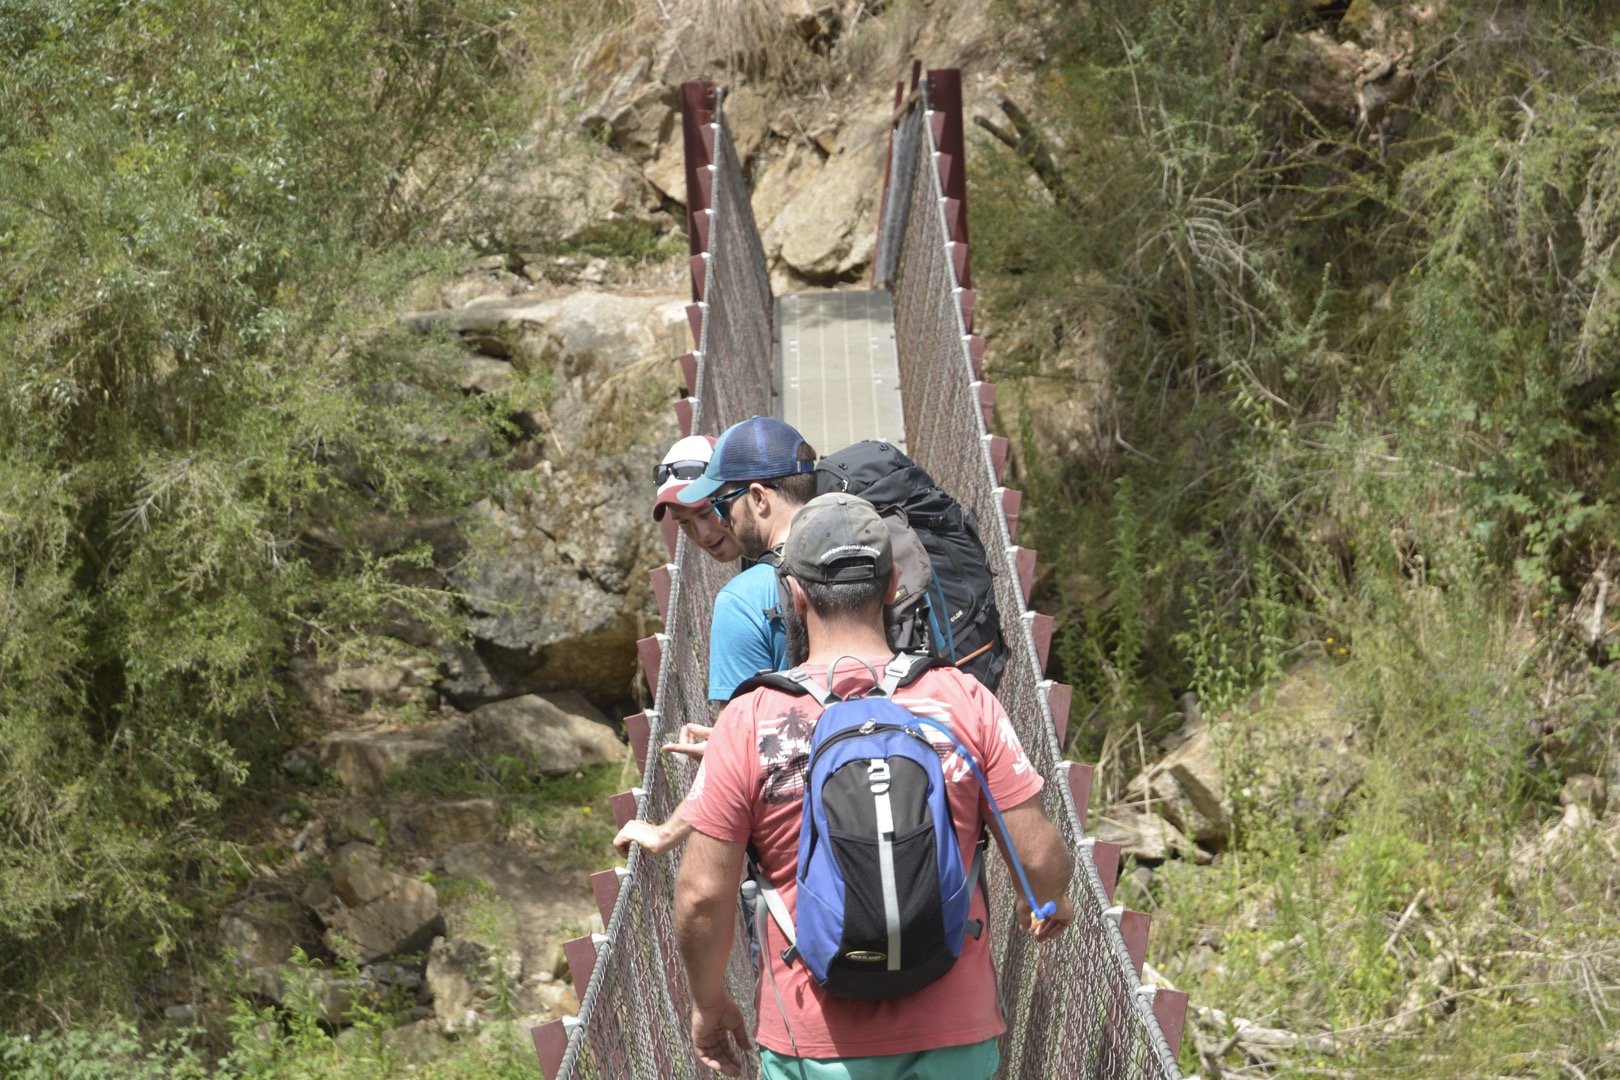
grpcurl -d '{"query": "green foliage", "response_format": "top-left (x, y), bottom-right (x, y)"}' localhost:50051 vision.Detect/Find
top-left (0, 954), bottom-right (539, 1077)
top-left (982, 0), bottom-right (1620, 1071)
top-left (986, 0), bottom-right (1620, 723)
top-left (0, 0), bottom-right (536, 1025)
top-left (0, 1023), bottom-right (210, 1079)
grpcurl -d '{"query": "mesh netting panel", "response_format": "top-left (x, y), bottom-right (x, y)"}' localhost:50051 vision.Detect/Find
top-left (557, 94), bottom-right (772, 1080)
top-left (698, 98), bottom-right (775, 430)
top-left (887, 89), bottom-right (1183, 1080)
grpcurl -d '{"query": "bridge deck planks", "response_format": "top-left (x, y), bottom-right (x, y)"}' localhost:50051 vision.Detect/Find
top-left (775, 289), bottom-right (906, 456)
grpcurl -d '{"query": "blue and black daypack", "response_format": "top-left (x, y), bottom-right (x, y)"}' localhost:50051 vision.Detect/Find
top-left (737, 655), bottom-right (1054, 1001)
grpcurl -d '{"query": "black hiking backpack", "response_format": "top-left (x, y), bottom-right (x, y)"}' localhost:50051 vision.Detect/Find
top-left (815, 441), bottom-right (1008, 693)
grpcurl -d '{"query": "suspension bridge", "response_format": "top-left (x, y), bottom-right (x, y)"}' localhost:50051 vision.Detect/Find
top-left (528, 67), bottom-right (1192, 1079)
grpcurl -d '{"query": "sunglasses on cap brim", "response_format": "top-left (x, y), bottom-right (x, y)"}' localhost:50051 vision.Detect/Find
top-left (653, 459), bottom-right (708, 487)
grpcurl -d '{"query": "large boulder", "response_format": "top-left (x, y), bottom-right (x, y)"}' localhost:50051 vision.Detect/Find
top-left (446, 457), bottom-right (664, 707)
top-left (1124, 723), bottom-right (1232, 848)
top-left (318, 851), bottom-right (446, 965)
top-left (1088, 806), bottom-right (1196, 864)
top-left (763, 115), bottom-right (889, 283)
top-left (317, 717), bottom-right (471, 795)
top-left (219, 895), bottom-right (319, 970)
top-left (467, 692), bottom-right (624, 776)
top-left (394, 799), bottom-right (503, 850)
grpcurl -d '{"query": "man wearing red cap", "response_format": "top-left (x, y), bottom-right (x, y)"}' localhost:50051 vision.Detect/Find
top-left (614, 419), bottom-right (818, 857)
top-left (615, 433), bottom-right (740, 857)
top-left (651, 433), bottom-right (745, 565)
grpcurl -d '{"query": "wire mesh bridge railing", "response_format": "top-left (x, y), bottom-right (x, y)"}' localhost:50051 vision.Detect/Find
top-left (531, 71), bottom-right (1191, 1080)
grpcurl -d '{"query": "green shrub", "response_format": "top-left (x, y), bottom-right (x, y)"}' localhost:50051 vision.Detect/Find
top-left (981, 0), bottom-right (1620, 1071)
top-left (0, 0), bottom-right (532, 1024)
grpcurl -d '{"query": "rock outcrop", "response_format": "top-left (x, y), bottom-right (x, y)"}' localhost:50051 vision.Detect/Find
top-left (318, 719), bottom-right (470, 794)
top-left (314, 692), bottom-right (624, 797)
top-left (315, 846), bottom-right (446, 965)
top-left (467, 692), bottom-right (625, 776)
top-left (425, 936), bottom-right (523, 1036)
top-left (1106, 665), bottom-right (1364, 863)
top-left (1124, 723), bottom-right (1232, 849)
top-left (760, 114), bottom-right (888, 284)
top-left (401, 288), bottom-right (686, 706)
top-left (446, 456), bottom-right (661, 707)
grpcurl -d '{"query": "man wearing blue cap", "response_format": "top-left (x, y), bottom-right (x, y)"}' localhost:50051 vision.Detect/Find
top-left (677, 415), bottom-right (820, 706)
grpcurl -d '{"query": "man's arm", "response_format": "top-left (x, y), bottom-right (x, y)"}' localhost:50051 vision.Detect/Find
top-left (995, 794), bottom-right (1075, 941)
top-left (675, 829), bottom-right (750, 1075)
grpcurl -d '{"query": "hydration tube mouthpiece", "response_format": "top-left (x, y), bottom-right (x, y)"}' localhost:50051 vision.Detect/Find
top-left (1033, 900), bottom-right (1057, 921)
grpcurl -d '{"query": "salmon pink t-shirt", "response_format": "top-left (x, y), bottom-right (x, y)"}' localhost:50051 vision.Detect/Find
top-left (681, 658), bottom-right (1044, 1059)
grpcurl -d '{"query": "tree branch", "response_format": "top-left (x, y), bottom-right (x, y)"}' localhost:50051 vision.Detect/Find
top-left (973, 92), bottom-right (1075, 211)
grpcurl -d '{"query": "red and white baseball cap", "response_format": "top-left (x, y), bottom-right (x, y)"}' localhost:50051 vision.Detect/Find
top-left (651, 434), bottom-right (718, 521)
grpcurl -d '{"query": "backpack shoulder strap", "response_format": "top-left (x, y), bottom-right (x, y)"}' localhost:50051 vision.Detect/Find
top-left (875, 652), bottom-right (942, 697)
top-left (729, 666), bottom-right (839, 705)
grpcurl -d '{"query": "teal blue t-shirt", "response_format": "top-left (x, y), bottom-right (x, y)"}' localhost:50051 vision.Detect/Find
top-left (707, 562), bottom-right (788, 701)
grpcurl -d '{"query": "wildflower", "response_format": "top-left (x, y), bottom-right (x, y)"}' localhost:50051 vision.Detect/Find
top-left (1324, 636), bottom-right (1334, 644)
top-left (1337, 647), bottom-right (1349, 656)
top-left (581, 805), bottom-right (593, 813)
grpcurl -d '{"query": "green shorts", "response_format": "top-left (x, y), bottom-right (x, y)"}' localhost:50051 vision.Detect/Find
top-left (759, 1037), bottom-right (1000, 1080)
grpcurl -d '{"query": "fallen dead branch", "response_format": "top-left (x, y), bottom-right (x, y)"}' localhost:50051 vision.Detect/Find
top-left (973, 92), bottom-right (1076, 212)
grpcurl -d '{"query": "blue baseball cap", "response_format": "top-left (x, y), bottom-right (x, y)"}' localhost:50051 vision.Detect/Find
top-left (677, 416), bottom-right (816, 504)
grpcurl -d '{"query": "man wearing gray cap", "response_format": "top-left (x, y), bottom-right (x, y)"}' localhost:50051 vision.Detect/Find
top-left (673, 493), bottom-right (1074, 1079)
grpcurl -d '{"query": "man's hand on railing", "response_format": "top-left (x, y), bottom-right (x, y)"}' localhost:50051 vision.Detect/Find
top-left (1019, 895), bottom-right (1075, 942)
top-left (663, 722), bottom-right (713, 760)
top-left (613, 813), bottom-right (695, 857)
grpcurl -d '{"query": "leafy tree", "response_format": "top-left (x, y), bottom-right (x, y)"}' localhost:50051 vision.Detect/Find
top-left (0, 0), bottom-right (528, 1020)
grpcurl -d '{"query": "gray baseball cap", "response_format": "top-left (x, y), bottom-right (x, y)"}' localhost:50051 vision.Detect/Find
top-left (783, 493), bottom-right (893, 584)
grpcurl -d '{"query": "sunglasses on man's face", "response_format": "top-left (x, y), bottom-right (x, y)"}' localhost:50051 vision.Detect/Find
top-left (653, 459), bottom-right (708, 487)
top-left (710, 484), bottom-right (755, 521)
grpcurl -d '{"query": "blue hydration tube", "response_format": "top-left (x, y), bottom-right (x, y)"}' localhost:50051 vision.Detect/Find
top-left (913, 717), bottom-right (1059, 923)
